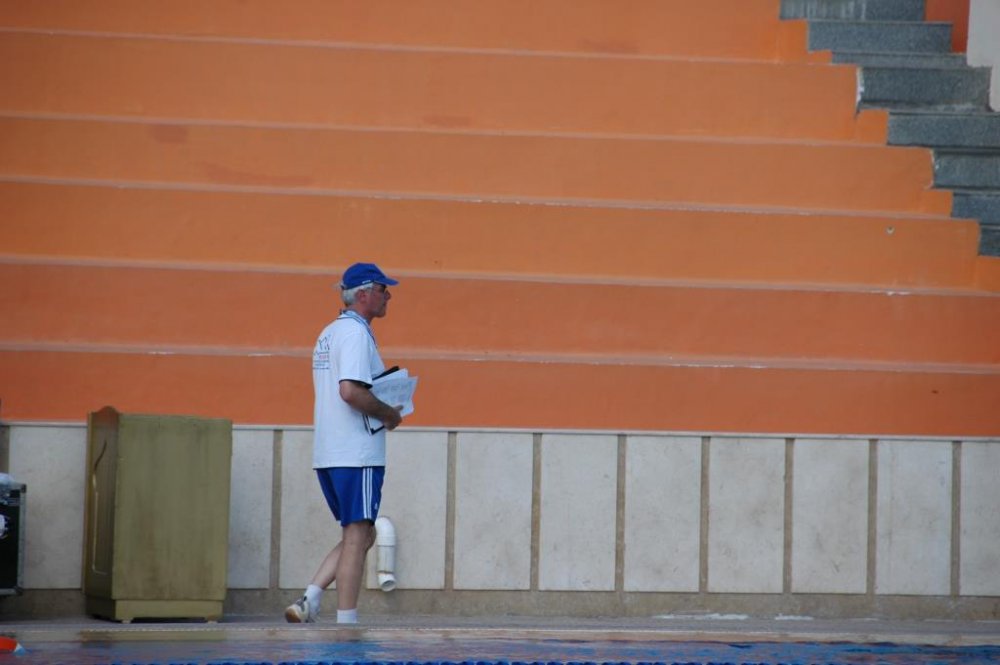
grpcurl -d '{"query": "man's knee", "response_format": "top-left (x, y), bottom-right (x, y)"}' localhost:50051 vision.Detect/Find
top-left (342, 520), bottom-right (375, 550)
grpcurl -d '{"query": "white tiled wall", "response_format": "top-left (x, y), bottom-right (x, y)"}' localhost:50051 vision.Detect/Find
top-left (960, 441), bottom-right (1000, 596)
top-left (6, 422), bottom-right (1000, 613)
top-left (876, 440), bottom-right (952, 596)
top-left (8, 425), bottom-right (86, 589)
top-left (538, 434), bottom-right (617, 591)
top-left (278, 429), bottom-right (333, 590)
top-left (707, 437), bottom-right (785, 593)
top-left (792, 438), bottom-right (868, 594)
top-left (623, 435), bottom-right (701, 592)
top-left (374, 430), bottom-right (448, 590)
top-left (227, 429), bottom-right (274, 589)
top-left (453, 432), bottom-right (533, 590)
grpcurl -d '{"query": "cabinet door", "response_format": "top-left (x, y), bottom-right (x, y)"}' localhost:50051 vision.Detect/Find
top-left (113, 414), bottom-right (232, 601)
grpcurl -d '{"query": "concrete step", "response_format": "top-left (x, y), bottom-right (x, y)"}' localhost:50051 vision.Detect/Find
top-left (808, 20), bottom-right (952, 54)
top-left (980, 225), bottom-right (1000, 257)
top-left (781, 0), bottom-right (925, 21)
top-left (0, 0), bottom-right (802, 61)
top-left (953, 190), bottom-right (1000, 256)
top-left (833, 50), bottom-right (967, 68)
top-left (0, 31), bottom-right (882, 143)
top-left (934, 152), bottom-right (1000, 189)
top-left (6, 264), bottom-right (998, 366)
top-left (0, 116), bottom-right (951, 215)
top-left (859, 66), bottom-right (991, 110)
top-left (889, 111), bottom-right (1000, 150)
top-left (1, 182), bottom-right (979, 290)
top-left (954, 190), bottom-right (1000, 226)
top-left (2, 348), bottom-right (998, 435)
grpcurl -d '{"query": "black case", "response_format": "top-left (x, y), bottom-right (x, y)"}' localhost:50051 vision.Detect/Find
top-left (0, 483), bottom-right (25, 595)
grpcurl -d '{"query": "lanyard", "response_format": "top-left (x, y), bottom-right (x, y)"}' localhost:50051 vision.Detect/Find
top-left (337, 309), bottom-right (378, 347)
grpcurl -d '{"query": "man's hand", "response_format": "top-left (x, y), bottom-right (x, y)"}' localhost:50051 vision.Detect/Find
top-left (383, 405), bottom-right (403, 431)
top-left (340, 380), bottom-right (404, 430)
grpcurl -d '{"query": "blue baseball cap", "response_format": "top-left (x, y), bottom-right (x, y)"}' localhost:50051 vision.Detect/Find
top-left (339, 262), bottom-right (399, 290)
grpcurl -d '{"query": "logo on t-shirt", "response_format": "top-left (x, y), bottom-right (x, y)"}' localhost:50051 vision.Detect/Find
top-left (313, 336), bottom-right (331, 370)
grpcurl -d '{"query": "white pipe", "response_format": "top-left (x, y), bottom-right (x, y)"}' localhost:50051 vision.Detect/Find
top-left (374, 516), bottom-right (396, 592)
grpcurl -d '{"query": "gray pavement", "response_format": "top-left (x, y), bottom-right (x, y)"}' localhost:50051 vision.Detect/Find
top-left (1, 615), bottom-right (999, 665)
top-left (4, 613), bottom-right (1000, 646)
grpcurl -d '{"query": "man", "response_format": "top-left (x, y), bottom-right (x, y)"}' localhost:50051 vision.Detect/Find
top-left (285, 262), bottom-right (404, 624)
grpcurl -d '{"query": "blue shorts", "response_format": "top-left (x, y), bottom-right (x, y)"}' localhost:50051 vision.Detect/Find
top-left (316, 466), bottom-right (384, 527)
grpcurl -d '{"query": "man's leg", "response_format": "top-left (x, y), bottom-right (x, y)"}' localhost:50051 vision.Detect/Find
top-left (311, 541), bottom-right (343, 588)
top-left (333, 520), bottom-right (376, 620)
top-left (286, 539), bottom-right (343, 623)
top-left (286, 468), bottom-right (346, 623)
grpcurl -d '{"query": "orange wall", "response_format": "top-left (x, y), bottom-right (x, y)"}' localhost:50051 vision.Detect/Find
top-left (2, 0), bottom-right (998, 435)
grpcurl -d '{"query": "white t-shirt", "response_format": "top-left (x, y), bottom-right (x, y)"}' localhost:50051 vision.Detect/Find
top-left (312, 311), bottom-right (387, 468)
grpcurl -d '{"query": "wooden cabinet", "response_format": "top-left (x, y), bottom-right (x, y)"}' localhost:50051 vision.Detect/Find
top-left (84, 407), bottom-right (232, 622)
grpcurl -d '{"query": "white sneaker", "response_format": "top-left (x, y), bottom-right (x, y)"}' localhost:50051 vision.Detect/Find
top-left (284, 595), bottom-right (317, 623)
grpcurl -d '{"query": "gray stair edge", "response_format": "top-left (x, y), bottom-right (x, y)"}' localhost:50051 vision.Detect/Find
top-left (859, 65), bottom-right (992, 76)
top-left (832, 51), bottom-right (967, 68)
top-left (889, 111), bottom-right (1000, 149)
top-left (807, 18), bottom-right (952, 27)
top-left (808, 20), bottom-right (952, 54)
top-left (780, 0), bottom-right (925, 21)
top-left (951, 191), bottom-right (1000, 256)
top-left (977, 226), bottom-right (1000, 256)
top-left (890, 109), bottom-right (1000, 118)
top-left (858, 67), bottom-right (991, 110)
top-left (934, 153), bottom-right (1000, 189)
top-left (953, 190), bottom-right (1000, 224)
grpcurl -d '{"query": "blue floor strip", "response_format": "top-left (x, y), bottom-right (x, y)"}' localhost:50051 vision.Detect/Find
top-left (12, 642), bottom-right (1000, 665)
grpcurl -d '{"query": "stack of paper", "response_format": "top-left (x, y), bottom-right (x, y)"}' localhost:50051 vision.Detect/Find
top-left (364, 366), bottom-right (418, 434)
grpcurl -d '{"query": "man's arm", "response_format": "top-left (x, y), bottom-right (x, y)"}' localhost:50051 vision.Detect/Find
top-left (339, 380), bottom-right (403, 430)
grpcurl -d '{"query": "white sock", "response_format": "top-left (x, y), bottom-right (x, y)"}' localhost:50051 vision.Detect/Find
top-left (305, 584), bottom-right (323, 610)
top-left (337, 608), bottom-right (358, 624)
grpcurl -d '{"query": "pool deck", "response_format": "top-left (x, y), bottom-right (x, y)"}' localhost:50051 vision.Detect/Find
top-left (4, 613), bottom-right (1000, 647)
